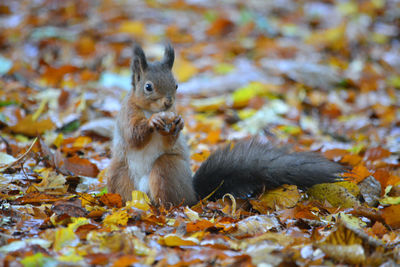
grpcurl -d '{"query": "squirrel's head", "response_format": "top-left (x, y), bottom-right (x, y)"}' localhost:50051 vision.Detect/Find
top-left (130, 43), bottom-right (178, 113)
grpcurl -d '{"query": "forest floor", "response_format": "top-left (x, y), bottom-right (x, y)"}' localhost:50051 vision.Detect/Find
top-left (0, 0), bottom-right (399, 266)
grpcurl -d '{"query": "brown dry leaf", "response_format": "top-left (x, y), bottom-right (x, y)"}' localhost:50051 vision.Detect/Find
top-left (278, 203), bottom-right (320, 222)
top-left (381, 204), bottom-right (400, 229)
top-left (206, 17), bottom-right (235, 36)
top-left (100, 193), bottom-right (122, 208)
top-left (15, 192), bottom-right (60, 204)
top-left (324, 149), bottom-right (349, 160)
top-left (251, 184), bottom-right (301, 212)
top-left (371, 221), bottom-right (388, 237)
top-left (75, 224), bottom-right (99, 240)
top-left (186, 219), bottom-right (214, 233)
top-left (8, 114), bottom-right (54, 137)
top-left (40, 65), bottom-right (79, 87)
top-left (76, 36), bottom-right (96, 56)
top-left (364, 147), bottom-right (391, 161)
top-left (52, 200), bottom-right (87, 217)
top-left (63, 156), bottom-right (99, 177)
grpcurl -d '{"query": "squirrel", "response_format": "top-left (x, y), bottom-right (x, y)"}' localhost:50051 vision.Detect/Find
top-left (107, 43), bottom-right (345, 206)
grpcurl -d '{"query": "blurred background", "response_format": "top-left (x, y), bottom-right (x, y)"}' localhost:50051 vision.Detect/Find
top-left (0, 0), bottom-right (399, 157)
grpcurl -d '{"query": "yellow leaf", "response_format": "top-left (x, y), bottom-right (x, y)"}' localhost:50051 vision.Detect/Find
top-left (253, 184), bottom-right (301, 211)
top-left (126, 190), bottom-right (151, 211)
top-left (118, 21), bottom-right (145, 36)
top-left (190, 96), bottom-right (226, 112)
top-left (53, 227), bottom-right (78, 251)
top-left (72, 136), bottom-right (92, 148)
top-left (58, 252), bottom-right (83, 263)
top-left (8, 115), bottom-right (54, 137)
top-left (160, 234), bottom-right (198, 247)
top-left (103, 209), bottom-right (129, 227)
top-left (214, 63), bottom-right (235, 75)
top-left (232, 82), bottom-right (273, 108)
top-left (308, 183), bottom-right (360, 208)
top-left (237, 108), bottom-right (257, 120)
top-left (173, 58), bottom-right (197, 82)
top-left (32, 99), bottom-right (48, 121)
top-left (184, 207), bottom-right (200, 221)
top-left (68, 217), bottom-right (90, 232)
top-left (53, 133), bottom-right (64, 148)
top-left (79, 193), bottom-right (97, 207)
top-left (335, 181), bottom-right (360, 197)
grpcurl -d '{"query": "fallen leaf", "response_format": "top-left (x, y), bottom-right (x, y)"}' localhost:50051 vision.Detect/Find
top-left (63, 156), bottom-right (99, 177)
top-left (160, 234), bottom-right (199, 247)
top-left (100, 193), bottom-right (122, 208)
top-left (308, 183), bottom-right (360, 208)
top-left (126, 190), bottom-right (151, 211)
top-left (103, 209), bottom-right (129, 227)
top-left (251, 184), bottom-right (301, 212)
top-left (381, 204), bottom-right (400, 229)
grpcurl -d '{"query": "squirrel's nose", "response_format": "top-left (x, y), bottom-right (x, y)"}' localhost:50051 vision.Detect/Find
top-left (164, 97), bottom-right (173, 109)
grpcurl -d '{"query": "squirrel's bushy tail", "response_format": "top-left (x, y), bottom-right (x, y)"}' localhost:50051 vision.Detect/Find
top-left (193, 138), bottom-right (345, 200)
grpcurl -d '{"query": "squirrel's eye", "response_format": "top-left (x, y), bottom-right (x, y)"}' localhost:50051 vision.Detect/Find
top-left (175, 84), bottom-right (178, 90)
top-left (144, 83), bottom-right (153, 93)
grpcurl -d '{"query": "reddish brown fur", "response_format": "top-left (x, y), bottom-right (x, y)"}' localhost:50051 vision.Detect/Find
top-left (107, 158), bottom-right (135, 203)
top-left (149, 154), bottom-right (196, 206)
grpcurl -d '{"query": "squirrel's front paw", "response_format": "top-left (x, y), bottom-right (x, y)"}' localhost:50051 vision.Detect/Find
top-left (170, 115), bottom-right (184, 136)
top-left (149, 112), bottom-right (176, 135)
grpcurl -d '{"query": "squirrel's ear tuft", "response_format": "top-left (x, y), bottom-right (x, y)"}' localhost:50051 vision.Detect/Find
top-left (161, 43), bottom-right (174, 69)
top-left (132, 44), bottom-right (148, 86)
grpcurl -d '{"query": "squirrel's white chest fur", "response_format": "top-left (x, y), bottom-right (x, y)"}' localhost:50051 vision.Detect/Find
top-left (126, 132), bottom-right (164, 193)
top-left (113, 111), bottom-right (165, 195)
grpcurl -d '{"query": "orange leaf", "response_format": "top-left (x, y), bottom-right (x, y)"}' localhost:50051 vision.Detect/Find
top-left (365, 147), bottom-right (391, 161)
top-left (191, 150), bottom-right (210, 162)
top-left (15, 192), bottom-right (59, 204)
top-left (346, 165), bottom-right (371, 183)
top-left (341, 154), bottom-right (362, 166)
top-left (205, 129), bottom-right (221, 145)
top-left (64, 156), bottom-right (99, 177)
top-left (373, 170), bottom-right (393, 191)
top-left (76, 36), bottom-right (96, 56)
top-left (382, 204), bottom-right (400, 229)
top-left (41, 65), bottom-right (79, 87)
top-left (8, 114), bottom-right (54, 137)
top-left (324, 149), bottom-right (349, 160)
top-left (112, 255), bottom-right (139, 267)
top-left (206, 18), bottom-right (234, 36)
top-left (100, 193), bottom-right (122, 208)
top-left (371, 221), bottom-right (388, 237)
top-left (186, 219), bottom-right (214, 233)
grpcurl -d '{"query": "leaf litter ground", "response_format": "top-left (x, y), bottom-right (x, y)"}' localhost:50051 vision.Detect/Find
top-left (0, 0), bottom-right (399, 266)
